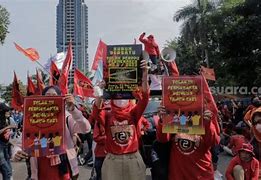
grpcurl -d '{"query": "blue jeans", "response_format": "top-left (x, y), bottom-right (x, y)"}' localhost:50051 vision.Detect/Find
top-left (0, 141), bottom-right (12, 180)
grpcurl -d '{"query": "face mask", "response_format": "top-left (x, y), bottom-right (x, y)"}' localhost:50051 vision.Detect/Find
top-left (113, 100), bottom-right (129, 108)
top-left (255, 124), bottom-right (261, 133)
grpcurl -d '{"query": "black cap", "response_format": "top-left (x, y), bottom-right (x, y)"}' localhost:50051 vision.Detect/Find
top-left (0, 103), bottom-right (13, 112)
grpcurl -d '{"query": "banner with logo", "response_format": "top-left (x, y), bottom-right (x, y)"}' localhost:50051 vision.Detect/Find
top-left (104, 44), bottom-right (142, 99)
top-left (22, 96), bottom-right (65, 157)
top-left (162, 76), bottom-right (204, 134)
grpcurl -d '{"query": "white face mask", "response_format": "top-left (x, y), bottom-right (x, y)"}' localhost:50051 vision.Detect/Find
top-left (113, 100), bottom-right (129, 108)
top-left (256, 124), bottom-right (261, 133)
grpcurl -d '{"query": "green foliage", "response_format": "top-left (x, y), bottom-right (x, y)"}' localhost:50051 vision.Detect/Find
top-left (168, 0), bottom-right (261, 89)
top-left (1, 81), bottom-right (26, 104)
top-left (0, 5), bottom-right (10, 45)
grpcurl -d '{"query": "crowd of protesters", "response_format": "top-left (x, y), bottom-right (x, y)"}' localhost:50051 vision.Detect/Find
top-left (1, 84), bottom-right (261, 180)
top-left (1, 33), bottom-right (261, 180)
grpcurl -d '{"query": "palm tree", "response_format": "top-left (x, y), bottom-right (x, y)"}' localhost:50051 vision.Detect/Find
top-left (174, 0), bottom-right (216, 67)
top-left (0, 5), bottom-right (10, 45)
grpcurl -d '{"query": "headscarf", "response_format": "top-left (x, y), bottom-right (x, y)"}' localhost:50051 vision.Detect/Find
top-left (42, 85), bottom-right (62, 95)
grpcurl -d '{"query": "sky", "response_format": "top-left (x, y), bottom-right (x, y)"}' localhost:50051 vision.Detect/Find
top-left (0, 0), bottom-right (191, 85)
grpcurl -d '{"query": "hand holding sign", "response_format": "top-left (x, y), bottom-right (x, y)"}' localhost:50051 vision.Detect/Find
top-left (157, 105), bottom-right (167, 123)
top-left (203, 110), bottom-right (213, 121)
top-left (65, 94), bottom-right (75, 111)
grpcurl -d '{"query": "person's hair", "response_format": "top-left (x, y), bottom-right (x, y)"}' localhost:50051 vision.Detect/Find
top-left (252, 112), bottom-right (261, 125)
top-left (234, 128), bottom-right (243, 135)
top-left (42, 86), bottom-right (61, 95)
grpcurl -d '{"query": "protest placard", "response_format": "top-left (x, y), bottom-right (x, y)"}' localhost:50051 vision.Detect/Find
top-left (23, 96), bottom-right (65, 157)
top-left (104, 44), bottom-right (142, 99)
top-left (162, 76), bottom-right (205, 134)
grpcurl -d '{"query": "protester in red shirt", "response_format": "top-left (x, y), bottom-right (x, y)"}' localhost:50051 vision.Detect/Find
top-left (250, 106), bottom-right (261, 178)
top-left (13, 86), bottom-right (91, 180)
top-left (225, 143), bottom-right (259, 180)
top-left (139, 32), bottom-right (160, 65)
top-left (223, 128), bottom-right (248, 156)
top-left (93, 60), bottom-right (149, 180)
top-left (156, 107), bottom-right (220, 180)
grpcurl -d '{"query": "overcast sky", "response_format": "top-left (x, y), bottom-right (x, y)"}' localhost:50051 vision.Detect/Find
top-left (0, 0), bottom-right (191, 85)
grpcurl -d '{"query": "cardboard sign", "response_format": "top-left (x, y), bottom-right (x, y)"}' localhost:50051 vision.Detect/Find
top-left (104, 44), bottom-right (142, 99)
top-left (22, 96), bottom-right (65, 157)
top-left (162, 76), bottom-right (205, 134)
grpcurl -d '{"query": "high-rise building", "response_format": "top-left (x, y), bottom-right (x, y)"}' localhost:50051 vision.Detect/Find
top-left (56, 0), bottom-right (88, 83)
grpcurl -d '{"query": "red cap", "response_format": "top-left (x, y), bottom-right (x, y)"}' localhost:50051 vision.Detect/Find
top-left (147, 35), bottom-right (154, 39)
top-left (238, 143), bottom-right (255, 156)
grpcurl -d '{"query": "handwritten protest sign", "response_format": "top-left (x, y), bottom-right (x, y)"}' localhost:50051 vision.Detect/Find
top-left (162, 76), bottom-right (204, 134)
top-left (23, 96), bottom-right (65, 157)
top-left (104, 44), bottom-right (142, 99)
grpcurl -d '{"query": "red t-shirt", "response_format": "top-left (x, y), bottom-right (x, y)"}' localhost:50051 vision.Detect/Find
top-left (93, 121), bottom-right (107, 157)
top-left (157, 118), bottom-right (220, 180)
top-left (226, 156), bottom-right (259, 180)
top-left (94, 91), bottom-right (149, 155)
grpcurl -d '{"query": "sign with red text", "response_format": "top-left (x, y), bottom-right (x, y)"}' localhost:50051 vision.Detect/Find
top-left (162, 76), bottom-right (204, 134)
top-left (22, 96), bottom-right (65, 157)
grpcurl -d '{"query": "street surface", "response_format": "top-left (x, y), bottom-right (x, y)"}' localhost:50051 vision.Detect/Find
top-left (10, 152), bottom-right (232, 180)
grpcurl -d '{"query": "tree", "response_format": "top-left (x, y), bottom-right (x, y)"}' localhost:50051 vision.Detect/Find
top-left (174, 0), bottom-right (216, 67)
top-left (1, 81), bottom-right (26, 104)
top-left (0, 5), bottom-right (10, 45)
top-left (169, 0), bottom-right (261, 89)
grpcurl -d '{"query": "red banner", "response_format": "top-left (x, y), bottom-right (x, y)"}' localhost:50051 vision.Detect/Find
top-left (22, 96), bottom-right (65, 157)
top-left (58, 42), bottom-right (73, 95)
top-left (162, 76), bottom-right (204, 134)
top-left (11, 72), bottom-right (24, 111)
top-left (49, 61), bottom-right (60, 86)
top-left (91, 40), bottom-right (107, 71)
top-left (14, 42), bottom-right (40, 61)
top-left (200, 66), bottom-right (216, 81)
top-left (74, 68), bottom-right (94, 97)
top-left (27, 74), bottom-right (36, 96)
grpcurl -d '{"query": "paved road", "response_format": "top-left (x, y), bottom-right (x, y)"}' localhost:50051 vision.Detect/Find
top-left (11, 152), bottom-right (231, 180)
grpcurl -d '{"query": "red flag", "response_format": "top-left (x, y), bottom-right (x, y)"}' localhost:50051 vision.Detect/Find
top-left (200, 66), bottom-right (216, 81)
top-left (11, 72), bottom-right (24, 111)
top-left (35, 69), bottom-right (45, 95)
top-left (202, 75), bottom-right (220, 135)
top-left (167, 61), bottom-right (179, 76)
top-left (49, 61), bottom-right (60, 86)
top-left (74, 68), bottom-right (94, 97)
top-left (58, 42), bottom-right (73, 95)
top-left (27, 73), bottom-right (36, 96)
top-left (14, 42), bottom-right (40, 61)
top-left (91, 40), bottom-right (107, 70)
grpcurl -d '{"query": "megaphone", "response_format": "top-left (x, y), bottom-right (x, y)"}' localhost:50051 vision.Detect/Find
top-left (160, 47), bottom-right (176, 62)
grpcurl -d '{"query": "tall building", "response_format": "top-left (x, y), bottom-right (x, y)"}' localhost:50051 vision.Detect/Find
top-left (56, 0), bottom-right (89, 83)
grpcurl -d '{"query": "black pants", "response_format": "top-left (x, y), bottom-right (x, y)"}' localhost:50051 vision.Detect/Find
top-left (149, 55), bottom-right (157, 65)
top-left (95, 157), bottom-right (105, 180)
top-left (78, 132), bottom-right (93, 159)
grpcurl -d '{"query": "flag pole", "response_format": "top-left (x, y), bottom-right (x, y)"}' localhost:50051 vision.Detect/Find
top-left (35, 60), bottom-right (58, 82)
